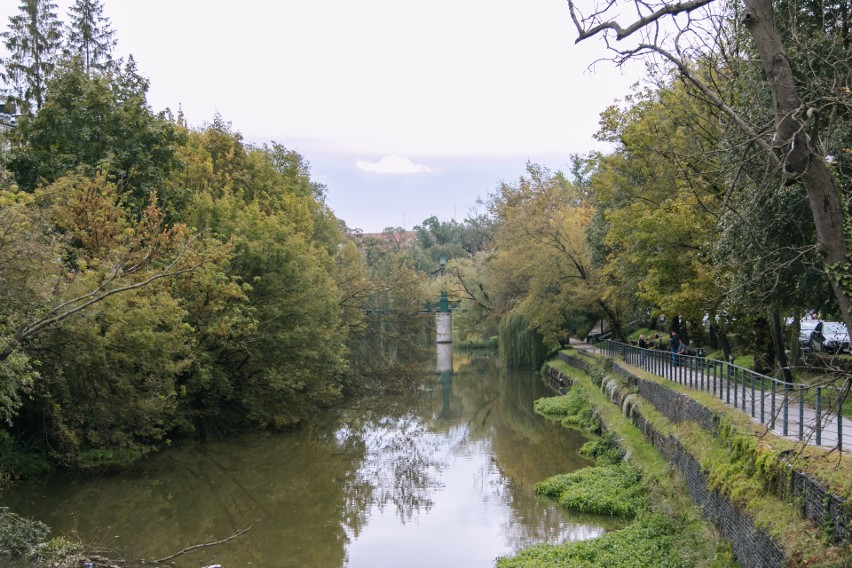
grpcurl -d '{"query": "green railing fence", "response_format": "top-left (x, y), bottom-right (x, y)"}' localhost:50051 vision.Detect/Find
top-left (601, 340), bottom-right (849, 451)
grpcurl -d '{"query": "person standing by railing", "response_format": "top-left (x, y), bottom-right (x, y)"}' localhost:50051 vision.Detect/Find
top-left (676, 338), bottom-right (687, 366)
top-left (669, 330), bottom-right (681, 366)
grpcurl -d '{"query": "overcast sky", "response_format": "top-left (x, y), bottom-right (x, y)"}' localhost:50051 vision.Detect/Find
top-left (1, 0), bottom-right (643, 232)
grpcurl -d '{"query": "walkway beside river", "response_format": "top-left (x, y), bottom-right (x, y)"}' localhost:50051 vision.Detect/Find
top-left (569, 339), bottom-right (850, 453)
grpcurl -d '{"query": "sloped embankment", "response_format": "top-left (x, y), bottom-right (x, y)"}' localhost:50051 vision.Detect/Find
top-left (526, 348), bottom-right (851, 568)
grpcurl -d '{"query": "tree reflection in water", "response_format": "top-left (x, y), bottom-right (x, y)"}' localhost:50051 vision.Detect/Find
top-left (4, 352), bottom-right (614, 568)
top-left (340, 353), bottom-right (617, 567)
top-left (336, 405), bottom-right (448, 535)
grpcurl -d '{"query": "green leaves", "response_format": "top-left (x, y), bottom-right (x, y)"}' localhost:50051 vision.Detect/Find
top-left (1, 0), bottom-right (64, 112)
top-left (535, 463), bottom-right (646, 517)
top-left (0, 70), bottom-right (358, 464)
top-left (9, 61), bottom-right (182, 211)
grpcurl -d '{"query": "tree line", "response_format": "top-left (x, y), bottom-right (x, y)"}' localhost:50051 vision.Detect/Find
top-left (437, 0), bottom-right (851, 382)
top-left (0, 0), bottom-right (440, 475)
top-left (374, 0), bottom-right (849, 386)
top-left (0, 0), bottom-right (849, 477)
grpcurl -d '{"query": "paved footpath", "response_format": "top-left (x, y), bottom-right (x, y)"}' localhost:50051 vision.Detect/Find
top-left (565, 339), bottom-right (850, 453)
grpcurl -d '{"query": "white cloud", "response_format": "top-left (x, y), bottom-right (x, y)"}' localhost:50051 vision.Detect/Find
top-left (356, 155), bottom-right (433, 175)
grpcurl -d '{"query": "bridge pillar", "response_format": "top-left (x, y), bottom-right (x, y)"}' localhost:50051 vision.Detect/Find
top-left (436, 312), bottom-right (452, 344)
top-left (437, 341), bottom-right (453, 373)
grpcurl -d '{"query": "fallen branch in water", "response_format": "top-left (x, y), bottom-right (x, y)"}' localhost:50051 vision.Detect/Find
top-left (151, 520), bottom-right (260, 564)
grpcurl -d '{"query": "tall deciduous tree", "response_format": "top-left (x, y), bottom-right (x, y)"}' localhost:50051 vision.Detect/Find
top-left (168, 120), bottom-right (352, 428)
top-left (0, 170), bottom-right (217, 438)
top-left (65, 0), bottom-right (116, 75)
top-left (565, 0), bottom-right (852, 333)
top-left (0, 173), bottom-right (210, 364)
top-left (0, 0), bottom-right (63, 112)
top-left (589, 82), bottom-right (727, 335)
top-left (7, 61), bottom-right (182, 211)
top-left (487, 163), bottom-right (607, 343)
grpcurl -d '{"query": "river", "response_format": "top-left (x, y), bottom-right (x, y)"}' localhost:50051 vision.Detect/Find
top-left (4, 350), bottom-right (615, 567)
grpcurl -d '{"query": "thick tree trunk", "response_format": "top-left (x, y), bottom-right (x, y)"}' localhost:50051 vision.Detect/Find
top-left (770, 309), bottom-right (794, 383)
top-left (743, 0), bottom-right (852, 334)
top-left (753, 315), bottom-right (775, 374)
top-left (597, 299), bottom-right (627, 342)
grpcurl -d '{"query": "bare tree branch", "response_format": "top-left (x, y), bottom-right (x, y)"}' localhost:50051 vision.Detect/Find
top-left (151, 520), bottom-right (259, 564)
top-left (568, 0), bottom-right (715, 42)
top-left (0, 236), bottom-right (206, 362)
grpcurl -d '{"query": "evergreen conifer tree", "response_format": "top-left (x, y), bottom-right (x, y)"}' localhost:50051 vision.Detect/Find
top-left (0, 0), bottom-right (63, 112)
top-left (65, 0), bottom-right (116, 75)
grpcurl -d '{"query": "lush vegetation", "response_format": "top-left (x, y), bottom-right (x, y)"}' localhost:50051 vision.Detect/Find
top-left (535, 463), bottom-right (646, 517)
top-left (500, 359), bottom-right (730, 568)
top-left (498, 512), bottom-right (697, 568)
top-left (0, 1), bottom-right (442, 478)
top-left (532, 357), bottom-right (852, 566)
top-left (0, 508), bottom-right (82, 567)
top-left (534, 387), bottom-right (598, 430)
top-left (0, 0), bottom-right (850, 564)
top-left (0, 0), bottom-right (846, 485)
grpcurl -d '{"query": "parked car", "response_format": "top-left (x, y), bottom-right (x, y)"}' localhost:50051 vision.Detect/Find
top-left (798, 318), bottom-right (820, 351)
top-left (809, 320), bottom-right (850, 354)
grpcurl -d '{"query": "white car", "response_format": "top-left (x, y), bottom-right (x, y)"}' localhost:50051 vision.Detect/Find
top-left (798, 318), bottom-right (820, 350)
top-left (809, 320), bottom-right (850, 354)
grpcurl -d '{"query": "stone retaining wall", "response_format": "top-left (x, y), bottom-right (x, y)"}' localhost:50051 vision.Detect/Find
top-left (608, 359), bottom-right (850, 545)
top-left (547, 353), bottom-right (851, 567)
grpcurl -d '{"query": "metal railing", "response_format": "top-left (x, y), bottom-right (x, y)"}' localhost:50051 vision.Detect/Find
top-left (601, 340), bottom-right (849, 451)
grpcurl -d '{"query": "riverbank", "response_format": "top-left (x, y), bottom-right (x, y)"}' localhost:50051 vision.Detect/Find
top-left (505, 347), bottom-right (852, 567)
top-left (499, 353), bottom-right (733, 567)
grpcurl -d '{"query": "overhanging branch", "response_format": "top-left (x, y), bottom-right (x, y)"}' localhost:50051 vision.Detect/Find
top-left (568, 0), bottom-right (715, 42)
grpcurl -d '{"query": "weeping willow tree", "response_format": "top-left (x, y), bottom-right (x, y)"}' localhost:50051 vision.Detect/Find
top-left (499, 311), bottom-right (551, 371)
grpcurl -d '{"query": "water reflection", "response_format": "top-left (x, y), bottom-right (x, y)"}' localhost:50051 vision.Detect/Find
top-left (341, 350), bottom-right (609, 567)
top-left (3, 351), bottom-right (614, 568)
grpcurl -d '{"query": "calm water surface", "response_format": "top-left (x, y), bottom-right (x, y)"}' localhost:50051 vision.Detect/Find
top-left (4, 351), bottom-right (613, 567)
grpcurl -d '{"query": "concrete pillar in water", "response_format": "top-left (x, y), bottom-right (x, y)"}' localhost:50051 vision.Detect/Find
top-left (436, 312), bottom-right (452, 344)
top-left (437, 341), bottom-right (453, 373)
top-left (436, 342), bottom-right (453, 417)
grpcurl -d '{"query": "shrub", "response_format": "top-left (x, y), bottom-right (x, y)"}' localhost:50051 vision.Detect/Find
top-left (579, 432), bottom-right (624, 466)
top-left (0, 508), bottom-right (83, 567)
top-left (0, 431), bottom-right (53, 481)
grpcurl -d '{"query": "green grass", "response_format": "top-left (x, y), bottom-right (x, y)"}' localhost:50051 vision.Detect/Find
top-left (535, 464), bottom-right (646, 517)
top-left (497, 512), bottom-right (696, 568)
top-left (520, 359), bottom-right (729, 567)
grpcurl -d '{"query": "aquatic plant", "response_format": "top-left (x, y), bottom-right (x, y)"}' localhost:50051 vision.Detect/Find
top-left (497, 512), bottom-right (693, 568)
top-left (535, 463), bottom-right (646, 518)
